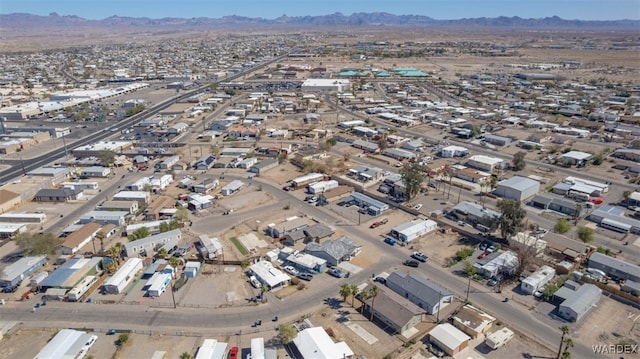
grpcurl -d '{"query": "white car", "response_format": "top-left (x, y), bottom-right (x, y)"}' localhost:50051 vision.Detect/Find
top-left (413, 204), bottom-right (423, 210)
top-left (283, 266), bottom-right (299, 276)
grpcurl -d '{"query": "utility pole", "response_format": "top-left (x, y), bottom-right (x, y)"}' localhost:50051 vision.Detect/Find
top-left (436, 291), bottom-right (442, 323)
top-left (465, 275), bottom-right (471, 303)
top-left (19, 153), bottom-right (26, 175)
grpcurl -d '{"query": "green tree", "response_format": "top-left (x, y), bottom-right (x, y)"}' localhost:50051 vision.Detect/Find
top-left (463, 260), bottom-right (476, 277)
top-left (175, 207), bottom-right (190, 223)
top-left (470, 125), bottom-right (482, 137)
top-left (278, 324), bottom-right (297, 344)
top-left (369, 285), bottom-right (380, 321)
top-left (15, 232), bottom-right (63, 255)
top-left (496, 199), bottom-right (526, 239)
top-left (97, 150), bottom-right (116, 166)
top-left (542, 284), bottom-right (558, 301)
top-left (117, 333), bottom-right (129, 346)
top-left (554, 219), bottom-right (571, 234)
top-left (157, 248), bottom-right (168, 258)
top-left (512, 151), bottom-right (527, 171)
top-left (576, 226), bottom-right (594, 243)
top-left (128, 227), bottom-right (149, 241)
top-left (591, 154), bottom-right (603, 166)
top-left (95, 231), bottom-right (106, 254)
top-left (260, 284), bottom-right (268, 303)
top-left (400, 163), bottom-right (426, 200)
top-left (159, 222), bottom-right (169, 233)
top-left (179, 352), bottom-right (193, 359)
top-left (143, 183), bottom-right (153, 192)
top-left (169, 256), bottom-right (180, 269)
top-left (623, 190), bottom-right (632, 204)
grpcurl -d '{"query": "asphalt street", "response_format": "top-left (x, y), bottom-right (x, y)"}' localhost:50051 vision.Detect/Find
top-left (0, 173), bottom-right (595, 358)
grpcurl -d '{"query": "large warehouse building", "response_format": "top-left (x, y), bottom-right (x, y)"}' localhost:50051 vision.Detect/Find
top-left (494, 176), bottom-right (540, 201)
top-left (301, 79), bottom-right (350, 92)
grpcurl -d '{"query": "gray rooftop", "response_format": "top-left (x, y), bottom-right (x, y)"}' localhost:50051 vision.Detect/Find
top-left (452, 201), bottom-right (501, 219)
top-left (387, 271), bottom-right (452, 306)
top-left (498, 176), bottom-right (539, 191)
top-left (304, 236), bottom-right (360, 261)
top-left (589, 252), bottom-right (640, 280)
top-left (0, 256), bottom-right (46, 282)
top-left (560, 283), bottom-right (601, 316)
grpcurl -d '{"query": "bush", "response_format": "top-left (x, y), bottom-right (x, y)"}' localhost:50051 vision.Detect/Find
top-left (297, 282), bottom-right (306, 290)
top-left (325, 327), bottom-right (334, 337)
top-left (554, 219), bottom-right (571, 234)
top-left (290, 277), bottom-right (300, 285)
top-left (455, 248), bottom-right (474, 261)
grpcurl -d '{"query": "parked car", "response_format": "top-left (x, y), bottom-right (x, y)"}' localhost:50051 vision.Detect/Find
top-left (374, 276), bottom-right (387, 285)
top-left (479, 242), bottom-right (489, 251)
top-left (403, 259), bottom-right (420, 268)
top-left (379, 218), bottom-right (389, 225)
top-left (328, 268), bottom-right (344, 278)
top-left (413, 204), bottom-right (423, 210)
top-left (370, 222), bottom-right (380, 229)
top-left (486, 245), bottom-right (497, 254)
top-left (477, 251), bottom-right (489, 259)
top-left (383, 237), bottom-right (397, 246)
top-left (228, 347), bottom-right (239, 359)
top-left (411, 252), bottom-right (429, 262)
top-left (283, 266), bottom-right (299, 276)
top-left (297, 272), bottom-right (313, 281)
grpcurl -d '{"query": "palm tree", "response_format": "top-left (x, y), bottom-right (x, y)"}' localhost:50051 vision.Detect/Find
top-left (95, 231), bottom-right (106, 254)
top-left (557, 325), bottom-right (570, 359)
top-left (349, 284), bottom-right (359, 307)
top-left (260, 285), bottom-right (268, 303)
top-left (107, 246), bottom-right (120, 265)
top-left (339, 284), bottom-right (351, 304)
top-left (562, 338), bottom-right (574, 358)
top-left (369, 285), bottom-right (380, 321)
top-left (358, 289), bottom-right (370, 313)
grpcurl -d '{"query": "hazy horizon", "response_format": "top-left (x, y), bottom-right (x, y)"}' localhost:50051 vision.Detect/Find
top-left (1, 0), bottom-right (639, 21)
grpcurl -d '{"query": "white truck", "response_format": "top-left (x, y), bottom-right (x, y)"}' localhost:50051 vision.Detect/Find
top-left (485, 327), bottom-right (514, 350)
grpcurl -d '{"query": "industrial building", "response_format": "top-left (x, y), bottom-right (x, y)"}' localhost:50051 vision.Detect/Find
top-left (558, 284), bottom-right (602, 322)
top-left (389, 218), bottom-right (437, 243)
top-left (301, 79), bottom-right (351, 92)
top-left (494, 176), bottom-right (540, 201)
top-left (123, 229), bottom-right (182, 257)
top-left (103, 258), bottom-right (143, 294)
top-left (33, 329), bottom-right (98, 359)
top-left (0, 255), bottom-right (47, 287)
top-left (386, 271), bottom-right (453, 315)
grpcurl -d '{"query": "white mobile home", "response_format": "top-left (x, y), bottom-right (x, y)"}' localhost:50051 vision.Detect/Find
top-left (390, 219), bottom-right (437, 243)
top-left (520, 265), bottom-right (556, 295)
top-left (67, 275), bottom-right (98, 301)
top-left (103, 258), bottom-right (143, 294)
top-left (307, 180), bottom-right (339, 195)
top-left (220, 180), bottom-right (244, 196)
top-left (485, 327), bottom-right (514, 350)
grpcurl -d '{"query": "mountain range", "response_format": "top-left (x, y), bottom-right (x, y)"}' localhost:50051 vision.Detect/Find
top-left (1, 12), bottom-right (638, 30)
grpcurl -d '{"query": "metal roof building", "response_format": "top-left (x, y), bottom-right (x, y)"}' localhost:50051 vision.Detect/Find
top-left (348, 192), bottom-right (389, 215)
top-left (558, 283), bottom-right (601, 322)
top-left (494, 176), bottom-right (540, 201)
top-left (220, 180), bottom-right (244, 196)
top-left (40, 256), bottom-right (103, 290)
top-left (386, 271), bottom-right (453, 315)
top-left (123, 229), bottom-right (182, 257)
top-left (588, 252), bottom-right (640, 283)
top-left (195, 339), bottom-right (228, 359)
top-left (428, 323), bottom-right (471, 356)
top-left (248, 260), bottom-right (290, 290)
top-left (390, 218), bottom-right (438, 243)
top-left (103, 258), bottom-right (143, 294)
top-left (34, 329), bottom-right (98, 359)
top-left (0, 255), bottom-right (47, 287)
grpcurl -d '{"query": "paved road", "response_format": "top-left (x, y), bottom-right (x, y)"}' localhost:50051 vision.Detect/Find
top-left (0, 172), bottom-right (597, 357)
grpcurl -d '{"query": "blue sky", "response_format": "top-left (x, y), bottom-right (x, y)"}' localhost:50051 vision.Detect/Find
top-left (1, 0), bottom-right (638, 20)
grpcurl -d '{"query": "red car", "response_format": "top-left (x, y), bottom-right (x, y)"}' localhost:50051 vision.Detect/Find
top-left (477, 251), bottom-right (488, 259)
top-left (228, 347), bottom-right (238, 359)
top-left (370, 222), bottom-right (380, 229)
top-left (590, 198), bottom-right (603, 205)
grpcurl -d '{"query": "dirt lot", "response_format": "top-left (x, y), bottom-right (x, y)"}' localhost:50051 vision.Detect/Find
top-left (572, 296), bottom-right (640, 359)
top-left (115, 333), bottom-right (201, 359)
top-left (0, 328), bottom-right (57, 359)
top-left (180, 264), bottom-right (256, 307)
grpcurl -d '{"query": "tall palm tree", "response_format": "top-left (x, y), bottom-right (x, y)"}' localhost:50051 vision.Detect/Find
top-left (339, 284), bottom-right (351, 304)
top-left (369, 285), bottom-right (380, 321)
top-left (349, 284), bottom-right (359, 307)
top-left (557, 325), bottom-right (570, 359)
top-left (260, 285), bottom-right (269, 303)
top-left (95, 231), bottom-right (106, 254)
top-left (359, 289), bottom-right (370, 313)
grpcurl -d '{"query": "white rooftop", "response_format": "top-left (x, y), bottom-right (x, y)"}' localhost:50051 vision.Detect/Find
top-left (429, 323), bottom-right (471, 350)
top-left (292, 326), bottom-right (354, 359)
